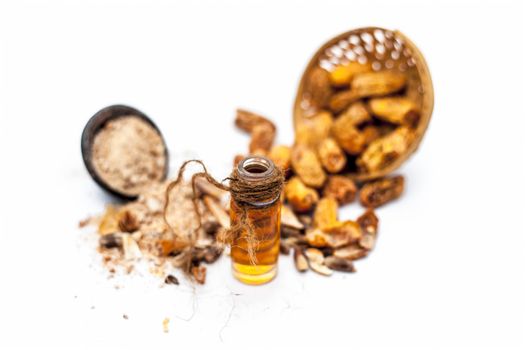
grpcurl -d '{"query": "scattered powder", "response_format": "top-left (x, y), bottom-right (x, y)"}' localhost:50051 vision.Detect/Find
top-left (92, 116), bottom-right (166, 196)
top-left (91, 179), bottom-right (227, 282)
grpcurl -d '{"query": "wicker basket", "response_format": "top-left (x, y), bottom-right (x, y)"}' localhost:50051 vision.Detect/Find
top-left (293, 27), bottom-right (434, 181)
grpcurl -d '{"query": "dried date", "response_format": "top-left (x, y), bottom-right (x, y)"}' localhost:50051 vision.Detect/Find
top-left (360, 176), bottom-right (404, 208)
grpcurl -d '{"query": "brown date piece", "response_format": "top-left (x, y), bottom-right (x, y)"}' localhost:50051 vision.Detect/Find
top-left (360, 176), bottom-right (404, 208)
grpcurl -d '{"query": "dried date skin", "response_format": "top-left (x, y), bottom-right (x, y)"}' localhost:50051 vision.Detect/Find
top-left (310, 264), bottom-right (333, 276)
top-left (330, 102), bottom-right (370, 156)
top-left (306, 220), bottom-right (361, 249)
top-left (281, 204), bottom-right (305, 230)
top-left (332, 114), bottom-right (366, 155)
top-left (202, 220), bottom-right (221, 235)
top-left (305, 247), bottom-right (325, 264)
top-left (284, 176), bottom-right (319, 213)
top-left (235, 109), bottom-right (276, 133)
top-left (293, 248), bottom-right (309, 272)
top-left (357, 126), bottom-right (414, 173)
top-left (233, 154), bottom-right (244, 167)
top-left (357, 209), bottom-right (379, 236)
top-left (279, 241), bottom-right (291, 255)
top-left (99, 233), bottom-right (123, 249)
top-left (313, 197), bottom-right (339, 230)
top-left (328, 62), bottom-right (372, 87)
top-left (164, 275), bottom-right (179, 285)
top-left (352, 70), bottom-right (407, 97)
top-left (249, 122), bottom-right (275, 153)
top-left (281, 226), bottom-right (305, 240)
top-left (304, 248), bottom-right (333, 276)
top-left (295, 111), bottom-right (333, 149)
top-left (324, 256), bottom-right (356, 272)
top-left (283, 236), bottom-right (308, 248)
top-left (318, 246), bottom-right (335, 257)
top-left (368, 96), bottom-right (420, 127)
top-left (268, 145), bottom-right (292, 172)
top-left (324, 220), bottom-right (363, 245)
top-left (203, 245), bottom-right (223, 264)
top-left (337, 102), bottom-right (372, 127)
top-left (360, 176), bottom-right (405, 208)
top-left (323, 175), bottom-right (357, 205)
top-left (291, 144), bottom-right (327, 188)
top-left (303, 66), bottom-right (333, 109)
top-left (305, 228), bottom-right (332, 248)
top-left (118, 210), bottom-right (140, 233)
top-left (157, 238), bottom-right (189, 257)
top-left (333, 244), bottom-right (368, 261)
top-left (359, 234), bottom-right (376, 250)
top-left (306, 228), bottom-right (351, 249)
top-left (317, 137), bottom-right (347, 173)
top-left (362, 125), bottom-right (381, 146)
top-left (191, 265), bottom-right (207, 284)
top-left (298, 214), bottom-right (312, 228)
top-left (328, 89), bottom-right (361, 113)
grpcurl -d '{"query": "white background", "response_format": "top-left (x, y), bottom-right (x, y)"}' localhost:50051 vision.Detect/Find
top-left (0, 0), bottom-right (524, 349)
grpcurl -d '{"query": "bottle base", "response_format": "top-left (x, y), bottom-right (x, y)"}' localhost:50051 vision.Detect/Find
top-left (232, 263), bottom-right (277, 285)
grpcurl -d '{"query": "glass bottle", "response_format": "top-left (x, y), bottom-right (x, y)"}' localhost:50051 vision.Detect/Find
top-left (230, 156), bottom-right (281, 285)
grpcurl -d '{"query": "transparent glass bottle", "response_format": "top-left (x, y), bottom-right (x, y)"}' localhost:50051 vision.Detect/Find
top-left (230, 156), bottom-right (281, 285)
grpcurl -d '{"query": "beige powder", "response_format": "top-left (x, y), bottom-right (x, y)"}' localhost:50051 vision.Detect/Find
top-left (92, 116), bottom-right (166, 196)
top-left (91, 180), bottom-right (225, 281)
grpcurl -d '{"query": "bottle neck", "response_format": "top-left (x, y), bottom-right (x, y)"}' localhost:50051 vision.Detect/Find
top-left (235, 156), bottom-right (281, 207)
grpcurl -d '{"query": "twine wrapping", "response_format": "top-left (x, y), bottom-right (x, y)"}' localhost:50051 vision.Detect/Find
top-left (163, 159), bottom-right (284, 271)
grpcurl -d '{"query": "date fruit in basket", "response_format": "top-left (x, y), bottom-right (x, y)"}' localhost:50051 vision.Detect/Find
top-left (294, 27), bottom-right (434, 181)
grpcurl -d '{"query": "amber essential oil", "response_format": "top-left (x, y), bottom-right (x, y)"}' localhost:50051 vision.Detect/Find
top-left (230, 157), bottom-right (281, 285)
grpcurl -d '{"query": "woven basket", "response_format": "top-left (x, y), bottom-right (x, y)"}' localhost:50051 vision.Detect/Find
top-left (293, 27), bottom-right (434, 181)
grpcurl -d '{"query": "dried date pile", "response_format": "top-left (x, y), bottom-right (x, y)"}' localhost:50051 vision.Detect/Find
top-left (299, 63), bottom-right (420, 175)
top-left (234, 108), bottom-right (405, 276)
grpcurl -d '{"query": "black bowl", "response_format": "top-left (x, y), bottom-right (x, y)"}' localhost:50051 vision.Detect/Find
top-left (81, 104), bottom-right (169, 200)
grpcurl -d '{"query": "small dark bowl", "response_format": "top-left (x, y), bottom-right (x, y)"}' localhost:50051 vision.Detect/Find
top-left (81, 104), bottom-right (169, 200)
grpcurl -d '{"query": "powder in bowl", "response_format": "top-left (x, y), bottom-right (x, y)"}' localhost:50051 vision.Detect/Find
top-left (91, 116), bottom-right (167, 197)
